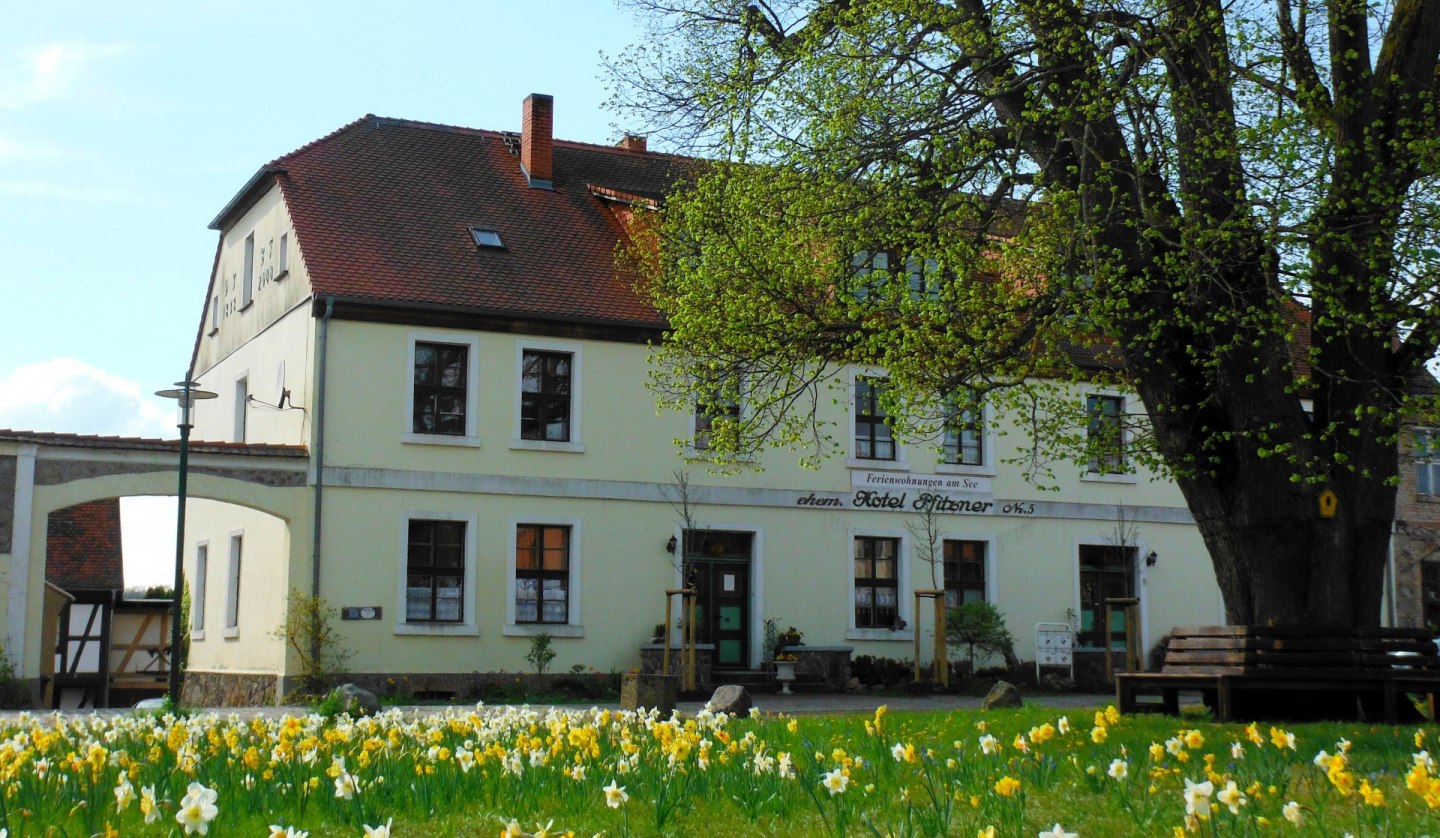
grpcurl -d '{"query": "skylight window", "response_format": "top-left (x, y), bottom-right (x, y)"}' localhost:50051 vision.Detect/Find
top-left (470, 227), bottom-right (505, 249)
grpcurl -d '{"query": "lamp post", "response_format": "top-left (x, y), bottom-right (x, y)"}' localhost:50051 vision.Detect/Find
top-left (155, 379), bottom-right (217, 705)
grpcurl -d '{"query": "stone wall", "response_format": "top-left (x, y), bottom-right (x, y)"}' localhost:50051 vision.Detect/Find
top-left (639, 643), bottom-right (717, 690)
top-left (183, 672), bottom-right (280, 706)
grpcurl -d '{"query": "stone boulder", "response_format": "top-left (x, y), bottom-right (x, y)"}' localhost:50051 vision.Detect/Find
top-left (706, 684), bottom-right (753, 715)
top-left (980, 680), bottom-right (1023, 710)
top-left (333, 683), bottom-right (381, 717)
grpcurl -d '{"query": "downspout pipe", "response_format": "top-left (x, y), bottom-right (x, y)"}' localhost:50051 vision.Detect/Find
top-left (311, 297), bottom-right (334, 600)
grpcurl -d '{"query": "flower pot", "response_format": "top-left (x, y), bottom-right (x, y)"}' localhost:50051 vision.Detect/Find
top-left (774, 660), bottom-right (797, 694)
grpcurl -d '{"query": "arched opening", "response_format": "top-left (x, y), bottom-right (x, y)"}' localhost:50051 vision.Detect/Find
top-left (41, 494), bottom-right (294, 709)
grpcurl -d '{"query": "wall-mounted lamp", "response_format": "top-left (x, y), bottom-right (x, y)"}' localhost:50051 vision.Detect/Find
top-left (666, 535), bottom-right (677, 553)
top-left (1145, 551), bottom-right (1158, 567)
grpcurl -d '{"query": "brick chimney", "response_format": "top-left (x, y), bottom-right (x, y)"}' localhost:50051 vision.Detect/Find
top-left (521, 93), bottom-right (554, 189)
top-left (618, 133), bottom-right (647, 153)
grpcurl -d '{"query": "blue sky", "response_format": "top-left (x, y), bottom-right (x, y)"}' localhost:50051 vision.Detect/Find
top-left (0, 0), bottom-right (646, 583)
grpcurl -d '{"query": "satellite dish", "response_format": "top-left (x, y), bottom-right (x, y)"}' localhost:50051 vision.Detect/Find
top-left (274, 361), bottom-right (289, 408)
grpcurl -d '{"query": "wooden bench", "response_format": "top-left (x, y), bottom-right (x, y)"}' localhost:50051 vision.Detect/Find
top-left (1116, 625), bottom-right (1440, 722)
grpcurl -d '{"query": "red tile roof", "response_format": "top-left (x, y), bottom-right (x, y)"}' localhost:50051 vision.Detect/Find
top-left (46, 498), bottom-right (124, 592)
top-left (229, 116), bottom-right (695, 331)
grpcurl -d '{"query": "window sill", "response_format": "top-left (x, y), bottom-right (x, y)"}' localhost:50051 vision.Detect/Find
top-left (239, 301), bottom-right (254, 313)
top-left (1419, 494), bottom-right (1440, 503)
top-left (935, 463), bottom-right (997, 477)
top-left (402, 433), bottom-right (483, 448)
top-left (223, 627), bottom-right (240, 640)
top-left (394, 622), bottom-right (479, 637)
top-left (503, 624), bottom-right (584, 638)
top-left (273, 269), bottom-right (289, 282)
top-left (846, 628), bottom-right (914, 642)
top-left (510, 439), bottom-right (585, 454)
top-left (847, 458), bottom-right (909, 471)
top-left (190, 630), bottom-right (205, 642)
top-left (1081, 472), bottom-right (1137, 485)
top-left (208, 328), bottom-right (218, 337)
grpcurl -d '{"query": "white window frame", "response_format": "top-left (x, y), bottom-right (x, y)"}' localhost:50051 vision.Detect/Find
top-left (191, 540), bottom-right (208, 640)
top-left (241, 233), bottom-right (255, 308)
top-left (847, 527), bottom-right (913, 641)
top-left (277, 232), bottom-right (289, 278)
top-left (403, 331), bottom-right (482, 447)
top-left (224, 530), bottom-right (243, 639)
top-left (395, 510), bottom-right (479, 636)
top-left (504, 514), bottom-right (584, 637)
top-left (936, 394), bottom-right (996, 476)
top-left (689, 373), bottom-right (748, 455)
top-left (1418, 428), bottom-right (1440, 497)
top-left (209, 294), bottom-right (219, 334)
top-left (848, 370), bottom-right (908, 471)
top-left (938, 530), bottom-right (998, 606)
top-left (511, 338), bottom-right (585, 453)
top-left (1081, 389), bottom-right (1137, 483)
top-left (233, 373), bottom-right (249, 443)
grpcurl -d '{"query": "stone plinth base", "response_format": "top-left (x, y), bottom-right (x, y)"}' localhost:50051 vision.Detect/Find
top-left (621, 672), bottom-right (678, 713)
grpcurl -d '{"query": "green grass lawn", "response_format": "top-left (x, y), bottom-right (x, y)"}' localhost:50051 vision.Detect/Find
top-left (3, 702), bottom-right (1436, 836)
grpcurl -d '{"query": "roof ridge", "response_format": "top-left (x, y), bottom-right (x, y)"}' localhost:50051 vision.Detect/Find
top-left (268, 114), bottom-right (377, 166)
top-left (555, 136), bottom-right (695, 162)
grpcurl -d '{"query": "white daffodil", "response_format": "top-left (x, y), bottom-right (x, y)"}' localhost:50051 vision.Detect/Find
top-left (1282, 801), bottom-right (1304, 827)
top-left (114, 777), bottom-right (135, 813)
top-left (1217, 779), bottom-right (1246, 814)
top-left (604, 779), bottom-right (629, 808)
top-left (174, 782), bottom-right (219, 835)
top-left (1107, 759), bottom-right (1127, 781)
top-left (1038, 824), bottom-right (1078, 838)
top-left (1183, 777), bottom-right (1214, 817)
top-left (822, 767), bottom-right (850, 796)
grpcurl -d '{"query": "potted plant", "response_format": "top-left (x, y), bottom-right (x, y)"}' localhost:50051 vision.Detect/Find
top-left (768, 623), bottom-right (805, 694)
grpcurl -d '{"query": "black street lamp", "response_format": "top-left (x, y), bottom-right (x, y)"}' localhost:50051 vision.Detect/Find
top-left (155, 379), bottom-right (217, 705)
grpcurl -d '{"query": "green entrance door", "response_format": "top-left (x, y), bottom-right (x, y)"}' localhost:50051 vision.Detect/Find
top-left (685, 531), bottom-right (752, 668)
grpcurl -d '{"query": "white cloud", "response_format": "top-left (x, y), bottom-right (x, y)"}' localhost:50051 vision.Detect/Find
top-left (0, 41), bottom-right (130, 110)
top-left (0, 358), bottom-right (175, 438)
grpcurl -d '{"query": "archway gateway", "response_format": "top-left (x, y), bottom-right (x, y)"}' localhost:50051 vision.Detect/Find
top-left (1, 431), bottom-right (309, 703)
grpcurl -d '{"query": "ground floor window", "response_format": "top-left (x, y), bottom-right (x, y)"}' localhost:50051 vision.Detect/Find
top-left (1077, 544), bottom-right (1134, 649)
top-left (1423, 560), bottom-right (1440, 629)
top-left (854, 536), bottom-right (900, 629)
top-left (943, 540), bottom-right (986, 607)
top-left (514, 524), bottom-right (570, 624)
top-left (406, 519), bottom-right (465, 622)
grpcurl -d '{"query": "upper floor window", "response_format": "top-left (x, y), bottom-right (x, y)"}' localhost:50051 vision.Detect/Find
top-left (278, 232), bottom-right (289, 276)
top-left (242, 233), bottom-right (255, 308)
top-left (694, 375), bottom-right (741, 451)
top-left (521, 350), bottom-right (572, 442)
top-left (514, 524), bottom-right (571, 624)
top-left (406, 519), bottom-right (465, 623)
top-left (1418, 429), bottom-right (1439, 496)
top-left (413, 342), bottom-right (469, 436)
top-left (905, 255), bottom-right (942, 300)
top-left (1085, 394), bottom-right (1127, 474)
top-left (855, 378), bottom-right (895, 461)
top-left (942, 391), bottom-right (984, 466)
top-left (849, 250), bottom-right (889, 301)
